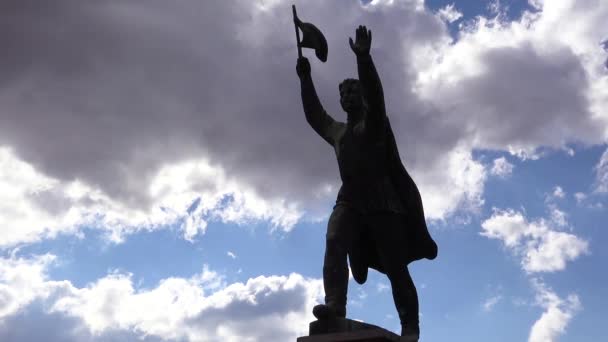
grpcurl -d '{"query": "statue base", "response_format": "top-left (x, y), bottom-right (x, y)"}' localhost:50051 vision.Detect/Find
top-left (296, 317), bottom-right (400, 341)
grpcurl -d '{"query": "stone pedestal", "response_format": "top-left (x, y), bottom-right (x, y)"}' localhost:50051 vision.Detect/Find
top-left (297, 318), bottom-right (400, 342)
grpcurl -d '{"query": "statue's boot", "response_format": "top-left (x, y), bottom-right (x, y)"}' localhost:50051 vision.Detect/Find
top-left (313, 265), bottom-right (348, 319)
top-left (398, 306), bottom-right (419, 341)
top-left (400, 324), bottom-right (420, 342)
top-left (312, 304), bottom-right (346, 319)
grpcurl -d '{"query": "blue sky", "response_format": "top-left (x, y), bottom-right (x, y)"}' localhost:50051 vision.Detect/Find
top-left (1, 1), bottom-right (607, 341)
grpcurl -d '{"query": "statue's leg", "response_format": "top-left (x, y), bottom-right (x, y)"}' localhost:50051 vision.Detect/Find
top-left (371, 212), bottom-right (419, 339)
top-left (314, 204), bottom-right (358, 319)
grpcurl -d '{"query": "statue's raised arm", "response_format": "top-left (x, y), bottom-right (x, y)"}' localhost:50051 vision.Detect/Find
top-left (349, 26), bottom-right (386, 133)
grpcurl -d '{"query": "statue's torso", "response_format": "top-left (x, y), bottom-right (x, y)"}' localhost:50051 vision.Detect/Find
top-left (333, 120), bottom-right (405, 215)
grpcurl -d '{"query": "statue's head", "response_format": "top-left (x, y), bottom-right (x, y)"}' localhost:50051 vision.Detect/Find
top-left (339, 78), bottom-right (365, 114)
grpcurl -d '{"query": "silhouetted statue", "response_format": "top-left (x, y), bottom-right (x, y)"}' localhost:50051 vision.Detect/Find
top-left (296, 24), bottom-right (438, 341)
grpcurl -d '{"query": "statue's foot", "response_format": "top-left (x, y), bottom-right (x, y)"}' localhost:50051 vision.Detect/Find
top-left (400, 324), bottom-right (419, 342)
top-left (312, 304), bottom-right (346, 320)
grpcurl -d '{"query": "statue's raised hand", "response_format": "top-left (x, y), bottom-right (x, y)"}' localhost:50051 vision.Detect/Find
top-left (349, 25), bottom-right (372, 56)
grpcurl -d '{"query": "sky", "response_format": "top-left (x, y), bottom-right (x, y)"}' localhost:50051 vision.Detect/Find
top-left (0, 0), bottom-right (607, 341)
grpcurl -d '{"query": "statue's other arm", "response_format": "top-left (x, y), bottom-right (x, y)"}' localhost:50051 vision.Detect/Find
top-left (297, 57), bottom-right (341, 146)
top-left (350, 26), bottom-right (386, 135)
top-left (357, 53), bottom-right (386, 122)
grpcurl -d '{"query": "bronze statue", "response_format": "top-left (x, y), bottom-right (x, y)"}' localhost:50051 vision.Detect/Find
top-left (295, 17), bottom-right (438, 341)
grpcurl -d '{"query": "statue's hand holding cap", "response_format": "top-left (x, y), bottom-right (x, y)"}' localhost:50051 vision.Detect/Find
top-left (296, 57), bottom-right (311, 79)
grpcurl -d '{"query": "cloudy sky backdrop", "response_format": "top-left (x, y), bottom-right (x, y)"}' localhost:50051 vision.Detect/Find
top-left (1, 0), bottom-right (607, 341)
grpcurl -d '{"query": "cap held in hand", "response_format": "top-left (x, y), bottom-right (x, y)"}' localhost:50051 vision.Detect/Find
top-left (292, 5), bottom-right (328, 62)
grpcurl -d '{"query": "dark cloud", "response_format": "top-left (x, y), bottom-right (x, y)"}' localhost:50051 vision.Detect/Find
top-left (420, 41), bottom-right (604, 153)
top-left (0, 301), bottom-right (174, 342)
top-left (0, 0), bottom-right (248, 208)
top-left (0, 0), bottom-right (451, 211)
top-left (186, 281), bottom-right (310, 341)
top-left (0, 0), bottom-right (604, 222)
top-left (195, 283), bottom-right (307, 322)
top-left (464, 43), bottom-right (600, 148)
top-left (602, 39), bottom-right (608, 69)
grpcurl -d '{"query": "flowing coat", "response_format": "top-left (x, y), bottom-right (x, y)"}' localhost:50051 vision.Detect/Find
top-left (346, 114), bottom-right (438, 283)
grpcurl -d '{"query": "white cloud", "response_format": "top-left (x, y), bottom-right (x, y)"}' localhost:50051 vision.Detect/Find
top-left (528, 279), bottom-right (581, 342)
top-left (357, 288), bottom-right (368, 301)
top-left (594, 147), bottom-right (608, 193)
top-left (481, 205), bottom-right (586, 339)
top-left (480, 209), bottom-right (529, 248)
top-left (481, 209), bottom-right (588, 273)
top-left (543, 187), bottom-right (568, 227)
top-left (524, 228), bottom-right (588, 273)
top-left (150, 160), bottom-right (304, 237)
top-left (552, 186), bottom-right (565, 199)
top-left (0, 253), bottom-right (58, 319)
top-left (0, 147), bottom-right (81, 247)
top-left (482, 294), bottom-right (502, 312)
top-left (487, 0), bottom-right (501, 15)
top-left (512, 297), bottom-right (530, 307)
top-left (574, 192), bottom-right (587, 204)
top-left (348, 287), bottom-right (370, 308)
top-left (490, 157), bottom-right (514, 177)
top-left (486, 0), bottom-right (511, 17)
top-left (227, 251), bottom-right (237, 259)
top-left (376, 281), bottom-right (390, 293)
top-left (548, 206), bottom-right (567, 228)
top-left (0, 147), bottom-right (303, 248)
top-left (572, 190), bottom-right (604, 209)
top-left (0, 254), bottom-right (323, 342)
top-left (436, 3), bottom-right (463, 23)
top-left (416, 147), bottom-right (487, 220)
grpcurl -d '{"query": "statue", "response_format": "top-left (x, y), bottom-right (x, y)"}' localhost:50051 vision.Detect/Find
top-left (294, 7), bottom-right (438, 341)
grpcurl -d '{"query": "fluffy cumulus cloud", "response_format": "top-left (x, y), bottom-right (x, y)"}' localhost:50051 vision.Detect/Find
top-left (0, 147), bottom-right (303, 247)
top-left (551, 186), bottom-right (565, 199)
top-left (0, 253), bottom-right (58, 319)
top-left (574, 192), bottom-right (587, 204)
top-left (528, 279), bottom-right (581, 342)
top-left (412, 0), bottom-right (608, 155)
top-left (490, 156), bottom-right (514, 177)
top-left (480, 208), bottom-right (588, 273)
top-left (481, 204), bottom-right (587, 340)
top-left (436, 3), bottom-right (463, 23)
top-left (594, 147), bottom-right (608, 193)
top-left (227, 251), bottom-right (237, 259)
top-left (415, 147), bottom-right (487, 219)
top-left (482, 294), bottom-right (502, 312)
top-left (0, 254), bottom-right (323, 342)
